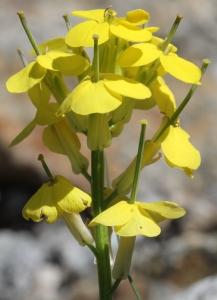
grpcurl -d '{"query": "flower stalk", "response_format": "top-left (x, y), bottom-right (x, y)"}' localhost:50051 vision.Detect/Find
top-left (129, 120), bottom-right (147, 204)
top-left (91, 150), bottom-right (112, 299)
top-left (17, 11), bottom-right (42, 55)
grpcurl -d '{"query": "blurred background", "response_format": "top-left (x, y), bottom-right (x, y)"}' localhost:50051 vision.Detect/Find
top-left (0, 0), bottom-right (216, 299)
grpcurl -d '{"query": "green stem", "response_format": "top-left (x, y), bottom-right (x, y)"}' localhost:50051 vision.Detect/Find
top-left (38, 154), bottom-right (56, 183)
top-left (127, 275), bottom-right (142, 300)
top-left (104, 154), bottom-right (111, 188)
top-left (17, 11), bottom-right (42, 56)
top-left (17, 48), bottom-right (28, 67)
top-left (161, 14), bottom-right (183, 52)
top-left (107, 279), bottom-right (122, 296)
top-left (154, 59), bottom-right (210, 142)
top-left (93, 35), bottom-right (99, 83)
top-left (91, 150), bottom-right (112, 299)
top-left (129, 121), bottom-right (147, 204)
top-left (62, 14), bottom-right (71, 31)
top-left (86, 243), bottom-right (100, 258)
top-left (81, 169), bottom-right (92, 183)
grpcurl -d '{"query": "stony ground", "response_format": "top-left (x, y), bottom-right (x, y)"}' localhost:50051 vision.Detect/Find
top-left (0, 0), bottom-right (217, 299)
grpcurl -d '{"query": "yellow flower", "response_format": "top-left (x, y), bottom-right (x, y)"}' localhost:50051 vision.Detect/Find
top-left (89, 200), bottom-right (185, 236)
top-left (57, 73), bottom-right (151, 115)
top-left (65, 8), bottom-right (154, 47)
top-left (116, 42), bottom-right (201, 84)
top-left (91, 199), bottom-right (185, 280)
top-left (22, 175), bottom-right (94, 246)
top-left (154, 77), bottom-right (201, 176)
top-left (6, 52), bottom-right (89, 93)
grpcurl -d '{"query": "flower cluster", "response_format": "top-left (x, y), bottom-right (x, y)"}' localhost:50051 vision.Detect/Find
top-left (6, 7), bottom-right (208, 294)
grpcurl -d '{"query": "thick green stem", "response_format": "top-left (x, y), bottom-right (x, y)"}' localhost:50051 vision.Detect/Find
top-left (91, 150), bottom-right (112, 300)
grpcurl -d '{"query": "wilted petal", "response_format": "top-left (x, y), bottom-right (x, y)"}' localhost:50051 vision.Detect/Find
top-left (22, 183), bottom-right (62, 224)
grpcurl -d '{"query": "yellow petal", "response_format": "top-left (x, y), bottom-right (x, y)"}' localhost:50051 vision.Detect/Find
top-left (37, 52), bottom-right (89, 76)
top-left (116, 43), bottom-right (161, 67)
top-left (6, 61), bottom-right (46, 93)
top-left (45, 120), bottom-right (89, 175)
top-left (110, 23), bottom-right (152, 42)
top-left (28, 81), bottom-right (51, 108)
top-left (115, 206), bottom-right (161, 237)
top-left (72, 9), bottom-right (105, 23)
top-left (102, 74), bottom-right (151, 99)
top-left (134, 97), bottom-right (156, 110)
top-left (164, 158), bottom-right (195, 178)
top-left (43, 126), bottom-right (66, 155)
top-left (125, 9), bottom-right (150, 25)
top-left (146, 27), bottom-right (160, 33)
top-left (89, 201), bottom-right (132, 227)
top-left (160, 53), bottom-right (201, 84)
top-left (161, 126), bottom-right (201, 169)
top-left (61, 79), bottom-right (122, 115)
top-left (138, 201), bottom-right (186, 219)
top-left (57, 186), bottom-right (92, 213)
top-left (153, 77), bottom-right (176, 118)
top-left (65, 21), bottom-right (109, 47)
top-left (22, 182), bottom-right (62, 224)
top-left (29, 37), bottom-right (68, 55)
top-left (9, 120), bottom-right (36, 147)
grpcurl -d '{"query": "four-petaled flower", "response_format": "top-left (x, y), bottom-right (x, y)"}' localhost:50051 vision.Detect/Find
top-left (22, 175), bottom-right (94, 246)
top-left (65, 8), bottom-right (156, 47)
top-left (116, 42), bottom-right (201, 84)
top-left (57, 73), bottom-right (151, 115)
top-left (89, 200), bottom-right (185, 279)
